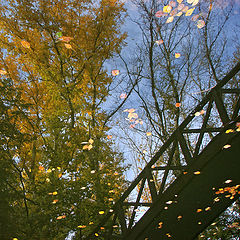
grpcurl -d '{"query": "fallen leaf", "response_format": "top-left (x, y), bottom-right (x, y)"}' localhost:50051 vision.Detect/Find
top-left (21, 40), bottom-right (30, 49)
top-left (175, 53), bottom-right (181, 58)
top-left (197, 20), bottom-right (205, 28)
top-left (223, 144), bottom-right (231, 149)
top-left (155, 39), bottom-right (164, 45)
top-left (64, 43), bottom-right (72, 49)
top-left (112, 69), bottom-right (120, 76)
top-left (166, 16), bottom-right (174, 23)
top-left (163, 5), bottom-right (172, 13)
top-left (77, 225), bottom-right (86, 228)
top-left (175, 102), bottom-right (181, 107)
top-left (59, 36), bottom-right (73, 42)
top-left (0, 70), bottom-right (7, 75)
top-left (155, 10), bottom-right (167, 18)
top-left (185, 7), bottom-right (195, 16)
top-left (120, 93), bottom-right (127, 99)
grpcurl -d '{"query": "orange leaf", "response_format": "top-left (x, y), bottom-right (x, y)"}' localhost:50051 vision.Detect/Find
top-left (21, 40), bottom-right (30, 48)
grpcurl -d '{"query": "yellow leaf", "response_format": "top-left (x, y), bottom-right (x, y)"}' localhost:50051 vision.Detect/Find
top-left (176, 11), bottom-right (183, 16)
top-left (88, 138), bottom-right (94, 144)
top-left (225, 129), bottom-right (234, 134)
top-left (56, 215), bottom-right (66, 220)
top-left (146, 132), bottom-right (152, 136)
top-left (177, 0), bottom-right (183, 3)
top-left (47, 169), bottom-right (52, 173)
top-left (175, 53), bottom-right (181, 58)
top-left (99, 211), bottom-right (104, 215)
top-left (194, 171), bottom-right (201, 175)
top-left (88, 144), bottom-right (93, 150)
top-left (64, 43), bottom-right (72, 49)
top-left (21, 40), bottom-right (30, 48)
top-left (52, 191), bottom-right (58, 195)
top-left (185, 7), bottom-right (195, 16)
top-left (83, 145), bottom-right (89, 150)
top-left (163, 5), bottom-right (172, 13)
top-left (77, 225), bottom-right (86, 228)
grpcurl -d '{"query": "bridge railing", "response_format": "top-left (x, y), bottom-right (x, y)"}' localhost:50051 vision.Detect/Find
top-left (84, 62), bottom-right (240, 239)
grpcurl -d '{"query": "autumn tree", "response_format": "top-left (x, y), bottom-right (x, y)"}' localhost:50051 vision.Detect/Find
top-left (0, 0), bottom-right (129, 239)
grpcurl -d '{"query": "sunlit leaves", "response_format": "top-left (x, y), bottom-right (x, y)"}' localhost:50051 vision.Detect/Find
top-left (56, 215), bottom-right (66, 220)
top-left (155, 10), bottom-right (167, 18)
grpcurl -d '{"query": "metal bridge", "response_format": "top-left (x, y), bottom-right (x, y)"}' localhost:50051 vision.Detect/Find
top-left (85, 62), bottom-right (240, 240)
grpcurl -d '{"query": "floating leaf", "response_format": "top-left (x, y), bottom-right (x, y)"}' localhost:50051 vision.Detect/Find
top-left (177, 215), bottom-right (183, 220)
top-left (155, 10), bottom-right (167, 18)
top-left (52, 199), bottom-right (59, 204)
top-left (111, 69), bottom-right (120, 76)
top-left (57, 215), bottom-right (66, 220)
top-left (99, 211), bottom-right (104, 215)
top-left (205, 207), bottom-right (211, 211)
top-left (197, 20), bottom-right (205, 28)
top-left (194, 171), bottom-right (201, 175)
top-left (53, 191), bottom-right (58, 195)
top-left (196, 209), bottom-right (202, 213)
top-left (95, 233), bottom-right (99, 236)
top-left (175, 102), bottom-right (181, 107)
top-left (120, 93), bottom-right (127, 99)
top-left (185, 7), bottom-right (195, 16)
top-left (158, 222), bottom-right (163, 228)
top-left (107, 135), bottom-right (112, 139)
top-left (176, 11), bottom-right (183, 16)
top-left (0, 70), bottom-right (7, 75)
top-left (128, 112), bottom-right (138, 119)
top-left (39, 166), bottom-right (45, 171)
top-left (56, 32), bottom-right (63, 38)
top-left (182, 6), bottom-right (189, 12)
top-left (166, 16), bottom-right (174, 23)
top-left (225, 129), bottom-right (234, 133)
top-left (64, 43), bottom-right (72, 49)
top-left (178, 3), bottom-right (185, 11)
top-left (155, 39), bottom-right (164, 45)
top-left (223, 144), bottom-right (231, 149)
top-left (225, 179), bottom-right (232, 184)
top-left (191, 14), bottom-right (199, 21)
top-left (192, 0), bottom-right (199, 6)
top-left (21, 40), bottom-right (30, 48)
top-left (175, 53), bottom-right (181, 58)
top-left (59, 36), bottom-right (73, 42)
top-left (163, 5), bottom-right (172, 13)
top-left (77, 225), bottom-right (86, 228)
top-left (169, 1), bottom-right (176, 7)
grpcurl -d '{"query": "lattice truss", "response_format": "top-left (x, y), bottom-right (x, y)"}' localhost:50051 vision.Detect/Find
top-left (85, 62), bottom-right (240, 239)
